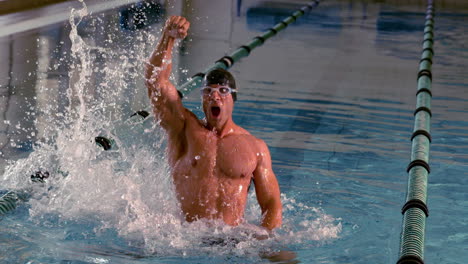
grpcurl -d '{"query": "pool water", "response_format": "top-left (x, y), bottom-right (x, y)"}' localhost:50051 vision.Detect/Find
top-left (1, 0), bottom-right (467, 263)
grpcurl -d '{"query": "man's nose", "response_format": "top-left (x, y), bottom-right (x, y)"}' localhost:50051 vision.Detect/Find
top-left (210, 91), bottom-right (221, 100)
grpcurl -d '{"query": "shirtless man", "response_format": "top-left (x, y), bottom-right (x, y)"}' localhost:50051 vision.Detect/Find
top-left (145, 16), bottom-right (282, 231)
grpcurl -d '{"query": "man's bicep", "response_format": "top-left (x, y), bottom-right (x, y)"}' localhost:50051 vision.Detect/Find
top-left (253, 143), bottom-right (281, 208)
top-left (146, 80), bottom-right (186, 132)
top-left (253, 141), bottom-right (282, 229)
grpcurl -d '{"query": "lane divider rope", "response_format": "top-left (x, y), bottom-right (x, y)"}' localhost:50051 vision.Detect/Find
top-left (95, 0), bottom-right (324, 150)
top-left (397, 1), bottom-right (435, 263)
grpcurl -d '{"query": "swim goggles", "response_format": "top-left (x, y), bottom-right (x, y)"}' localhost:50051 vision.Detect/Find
top-left (200, 86), bottom-right (237, 97)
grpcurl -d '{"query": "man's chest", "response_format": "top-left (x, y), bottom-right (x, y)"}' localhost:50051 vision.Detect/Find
top-left (188, 132), bottom-right (258, 179)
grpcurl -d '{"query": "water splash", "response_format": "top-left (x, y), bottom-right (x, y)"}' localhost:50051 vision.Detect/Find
top-left (0, 1), bottom-right (341, 261)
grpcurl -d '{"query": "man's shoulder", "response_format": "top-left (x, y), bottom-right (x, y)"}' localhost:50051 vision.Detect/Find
top-left (233, 127), bottom-right (267, 147)
top-left (231, 125), bottom-right (253, 138)
top-left (183, 108), bottom-right (206, 127)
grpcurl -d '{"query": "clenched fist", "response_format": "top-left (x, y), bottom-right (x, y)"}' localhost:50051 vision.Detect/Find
top-left (164, 15), bottom-right (190, 39)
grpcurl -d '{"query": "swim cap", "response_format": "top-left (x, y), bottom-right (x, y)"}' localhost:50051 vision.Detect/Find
top-left (202, 68), bottom-right (237, 101)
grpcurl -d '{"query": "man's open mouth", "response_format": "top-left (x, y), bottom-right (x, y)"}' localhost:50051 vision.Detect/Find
top-left (211, 106), bottom-right (221, 117)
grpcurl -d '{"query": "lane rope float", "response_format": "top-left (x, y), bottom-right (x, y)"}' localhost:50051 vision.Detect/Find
top-left (95, 0), bottom-right (324, 150)
top-left (397, 1), bottom-right (435, 263)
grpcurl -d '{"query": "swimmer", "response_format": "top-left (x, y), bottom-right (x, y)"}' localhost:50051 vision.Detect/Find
top-left (145, 16), bottom-right (282, 232)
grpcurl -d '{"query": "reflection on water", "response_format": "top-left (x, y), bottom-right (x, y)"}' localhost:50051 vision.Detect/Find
top-left (1, 0), bottom-right (468, 263)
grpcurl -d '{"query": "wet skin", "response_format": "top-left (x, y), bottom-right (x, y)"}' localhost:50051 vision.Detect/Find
top-left (171, 115), bottom-right (258, 225)
top-left (145, 16), bottom-right (282, 230)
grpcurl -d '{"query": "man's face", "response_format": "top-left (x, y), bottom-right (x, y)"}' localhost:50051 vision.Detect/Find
top-left (201, 84), bottom-right (235, 129)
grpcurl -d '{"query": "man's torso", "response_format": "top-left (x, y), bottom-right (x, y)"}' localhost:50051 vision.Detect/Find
top-left (168, 111), bottom-right (260, 225)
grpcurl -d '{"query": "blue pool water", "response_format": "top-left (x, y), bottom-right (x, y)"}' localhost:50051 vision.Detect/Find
top-left (1, 1), bottom-right (467, 263)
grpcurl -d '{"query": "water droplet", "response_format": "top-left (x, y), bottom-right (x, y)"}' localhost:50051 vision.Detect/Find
top-left (195, 155), bottom-right (201, 160)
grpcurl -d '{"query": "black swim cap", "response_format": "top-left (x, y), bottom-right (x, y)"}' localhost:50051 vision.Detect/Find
top-left (202, 68), bottom-right (237, 101)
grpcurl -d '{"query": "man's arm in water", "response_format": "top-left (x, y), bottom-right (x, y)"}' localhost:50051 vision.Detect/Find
top-left (145, 16), bottom-right (190, 132)
top-left (253, 139), bottom-right (282, 231)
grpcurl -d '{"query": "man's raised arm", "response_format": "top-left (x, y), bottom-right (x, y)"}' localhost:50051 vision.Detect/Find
top-left (253, 139), bottom-right (283, 231)
top-left (145, 16), bottom-right (190, 130)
